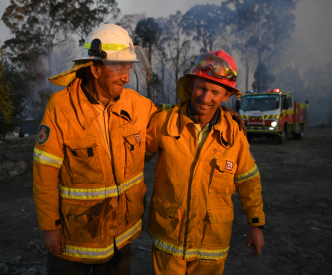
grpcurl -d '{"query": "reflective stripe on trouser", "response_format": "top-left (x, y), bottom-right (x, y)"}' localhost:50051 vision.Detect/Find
top-left (235, 164), bottom-right (259, 184)
top-left (63, 218), bottom-right (142, 260)
top-left (148, 230), bottom-right (229, 261)
top-left (33, 147), bottom-right (63, 169)
top-left (152, 244), bottom-right (226, 275)
top-left (58, 172), bottom-right (143, 200)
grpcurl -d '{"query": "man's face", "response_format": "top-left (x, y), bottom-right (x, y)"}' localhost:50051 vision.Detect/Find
top-left (93, 62), bottom-right (132, 99)
top-left (190, 76), bottom-right (231, 116)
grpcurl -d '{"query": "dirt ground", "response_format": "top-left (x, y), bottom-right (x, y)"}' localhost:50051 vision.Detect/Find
top-left (0, 127), bottom-right (331, 275)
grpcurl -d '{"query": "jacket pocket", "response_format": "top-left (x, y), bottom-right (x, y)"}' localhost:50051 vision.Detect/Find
top-left (123, 130), bottom-right (145, 178)
top-left (149, 196), bottom-right (181, 243)
top-left (201, 208), bottom-right (234, 248)
top-left (62, 201), bottom-right (105, 244)
top-left (209, 158), bottom-right (237, 194)
top-left (125, 181), bottom-right (147, 226)
top-left (64, 137), bottom-right (104, 185)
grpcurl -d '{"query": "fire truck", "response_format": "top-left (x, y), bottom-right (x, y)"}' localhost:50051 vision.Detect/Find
top-left (236, 89), bottom-right (309, 144)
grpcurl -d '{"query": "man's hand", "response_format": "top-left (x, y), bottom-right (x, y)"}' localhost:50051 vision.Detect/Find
top-left (42, 228), bottom-right (66, 255)
top-left (247, 227), bottom-right (264, 256)
top-left (221, 106), bottom-right (247, 135)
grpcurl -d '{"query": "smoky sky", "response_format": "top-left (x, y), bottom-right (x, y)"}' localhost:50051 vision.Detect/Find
top-left (0, 0), bottom-right (332, 93)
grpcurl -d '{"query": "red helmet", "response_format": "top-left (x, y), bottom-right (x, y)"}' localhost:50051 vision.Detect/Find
top-left (177, 50), bottom-right (241, 102)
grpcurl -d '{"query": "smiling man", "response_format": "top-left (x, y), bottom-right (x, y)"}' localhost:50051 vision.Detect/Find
top-left (33, 24), bottom-right (157, 275)
top-left (145, 50), bottom-right (265, 275)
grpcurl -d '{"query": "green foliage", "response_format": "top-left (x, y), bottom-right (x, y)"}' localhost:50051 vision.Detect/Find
top-left (252, 63), bottom-right (275, 92)
top-left (0, 52), bottom-right (27, 139)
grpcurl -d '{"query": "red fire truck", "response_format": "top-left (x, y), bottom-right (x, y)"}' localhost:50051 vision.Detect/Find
top-left (237, 89), bottom-right (309, 144)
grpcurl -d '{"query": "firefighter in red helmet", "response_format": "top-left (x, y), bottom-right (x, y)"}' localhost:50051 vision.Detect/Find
top-left (145, 49), bottom-right (265, 275)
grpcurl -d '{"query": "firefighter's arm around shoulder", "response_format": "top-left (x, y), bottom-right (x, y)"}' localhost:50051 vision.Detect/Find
top-left (145, 109), bottom-right (165, 162)
top-left (235, 133), bottom-right (265, 228)
top-left (33, 106), bottom-right (64, 231)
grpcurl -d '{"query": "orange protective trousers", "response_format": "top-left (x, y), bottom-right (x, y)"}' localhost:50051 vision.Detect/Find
top-left (152, 245), bottom-right (226, 275)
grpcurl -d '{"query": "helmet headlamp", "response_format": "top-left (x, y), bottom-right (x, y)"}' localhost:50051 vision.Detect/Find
top-left (88, 39), bottom-right (107, 59)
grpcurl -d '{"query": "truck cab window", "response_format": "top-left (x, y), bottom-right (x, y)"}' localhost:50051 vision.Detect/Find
top-left (288, 96), bottom-right (293, 110)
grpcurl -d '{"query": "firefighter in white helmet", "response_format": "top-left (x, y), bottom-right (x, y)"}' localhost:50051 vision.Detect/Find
top-left (33, 24), bottom-right (245, 274)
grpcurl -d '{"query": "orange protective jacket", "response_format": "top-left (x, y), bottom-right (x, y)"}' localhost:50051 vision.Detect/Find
top-left (145, 102), bottom-right (265, 262)
top-left (33, 78), bottom-right (157, 263)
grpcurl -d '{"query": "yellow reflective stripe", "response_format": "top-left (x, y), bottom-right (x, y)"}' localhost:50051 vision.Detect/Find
top-left (33, 148), bottom-right (63, 169)
top-left (59, 172), bottom-right (143, 200)
top-left (148, 230), bottom-right (229, 260)
top-left (233, 70), bottom-right (237, 76)
top-left (83, 43), bottom-right (126, 51)
top-left (184, 247), bottom-right (229, 260)
top-left (235, 164), bottom-right (259, 184)
top-left (115, 218), bottom-right (142, 247)
top-left (63, 243), bottom-right (114, 259)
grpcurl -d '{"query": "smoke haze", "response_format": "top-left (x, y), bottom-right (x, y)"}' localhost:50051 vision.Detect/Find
top-left (1, 0), bottom-right (331, 125)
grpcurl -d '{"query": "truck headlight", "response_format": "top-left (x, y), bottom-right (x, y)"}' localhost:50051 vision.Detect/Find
top-left (271, 121), bottom-right (277, 127)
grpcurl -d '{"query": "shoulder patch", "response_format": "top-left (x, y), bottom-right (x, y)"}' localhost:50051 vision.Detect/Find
top-left (37, 124), bottom-right (51, 145)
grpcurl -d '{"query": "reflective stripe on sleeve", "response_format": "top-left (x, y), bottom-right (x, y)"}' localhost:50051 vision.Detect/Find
top-left (33, 147), bottom-right (63, 169)
top-left (235, 164), bottom-right (260, 184)
top-left (115, 218), bottom-right (142, 247)
top-left (63, 243), bottom-right (114, 260)
top-left (59, 172), bottom-right (144, 200)
top-left (148, 230), bottom-right (229, 260)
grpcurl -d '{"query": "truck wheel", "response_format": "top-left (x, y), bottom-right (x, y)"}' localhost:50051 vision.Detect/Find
top-left (278, 127), bottom-right (287, 144)
top-left (293, 125), bottom-right (304, 140)
top-left (298, 125), bottom-right (304, 140)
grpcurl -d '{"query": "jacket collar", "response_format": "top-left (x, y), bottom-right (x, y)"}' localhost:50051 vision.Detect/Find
top-left (68, 78), bottom-right (99, 130)
top-left (110, 89), bottom-right (133, 123)
top-left (68, 78), bottom-right (133, 129)
top-left (166, 101), bottom-right (235, 148)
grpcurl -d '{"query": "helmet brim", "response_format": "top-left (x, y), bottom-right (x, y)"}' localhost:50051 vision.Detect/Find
top-left (177, 74), bottom-right (242, 103)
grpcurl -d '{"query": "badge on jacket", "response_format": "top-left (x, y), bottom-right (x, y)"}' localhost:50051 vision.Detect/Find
top-left (37, 124), bottom-right (51, 145)
top-left (134, 133), bottom-right (141, 143)
top-left (226, 161), bottom-right (233, 171)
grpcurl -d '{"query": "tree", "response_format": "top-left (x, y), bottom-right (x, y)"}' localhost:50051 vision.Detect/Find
top-left (226, 0), bottom-right (298, 65)
top-left (2, 0), bottom-right (77, 77)
top-left (300, 60), bottom-right (332, 126)
top-left (116, 13), bottom-right (145, 39)
top-left (134, 18), bottom-right (161, 100)
top-left (164, 11), bottom-right (191, 103)
top-left (116, 13), bottom-right (146, 94)
top-left (0, 51), bottom-right (26, 139)
top-left (252, 63), bottom-right (274, 92)
top-left (181, 4), bottom-right (230, 52)
top-left (68, 0), bottom-right (120, 47)
top-left (226, 0), bottom-right (298, 91)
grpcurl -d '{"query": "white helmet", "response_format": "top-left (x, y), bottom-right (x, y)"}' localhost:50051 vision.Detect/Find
top-left (74, 24), bottom-right (150, 73)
